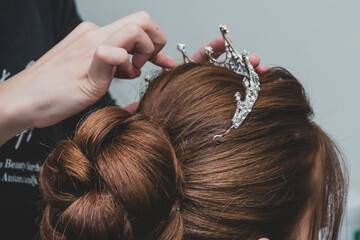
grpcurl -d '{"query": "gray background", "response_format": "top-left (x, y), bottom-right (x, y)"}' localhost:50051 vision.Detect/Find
top-left (75, 0), bottom-right (359, 193)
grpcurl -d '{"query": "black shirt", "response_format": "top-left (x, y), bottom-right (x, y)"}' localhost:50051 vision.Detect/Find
top-left (0, 1), bottom-right (113, 239)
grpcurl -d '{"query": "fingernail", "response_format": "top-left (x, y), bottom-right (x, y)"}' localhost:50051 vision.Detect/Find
top-left (135, 68), bottom-right (141, 75)
top-left (130, 64), bottom-right (141, 76)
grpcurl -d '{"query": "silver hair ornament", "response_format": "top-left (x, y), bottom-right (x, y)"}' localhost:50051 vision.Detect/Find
top-left (177, 25), bottom-right (260, 140)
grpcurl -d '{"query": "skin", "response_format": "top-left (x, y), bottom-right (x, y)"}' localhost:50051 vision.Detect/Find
top-left (0, 11), bottom-right (268, 147)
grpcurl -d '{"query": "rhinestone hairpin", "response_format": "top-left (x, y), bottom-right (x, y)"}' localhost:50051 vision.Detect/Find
top-left (177, 25), bottom-right (260, 140)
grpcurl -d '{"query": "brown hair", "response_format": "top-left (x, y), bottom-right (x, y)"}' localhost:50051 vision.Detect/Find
top-left (40, 64), bottom-right (347, 240)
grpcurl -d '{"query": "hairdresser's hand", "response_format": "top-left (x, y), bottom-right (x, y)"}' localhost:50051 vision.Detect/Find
top-left (0, 11), bottom-right (176, 146)
top-left (191, 37), bottom-right (269, 74)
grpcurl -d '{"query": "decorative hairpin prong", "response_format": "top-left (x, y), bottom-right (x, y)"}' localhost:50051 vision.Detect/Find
top-left (177, 44), bottom-right (195, 63)
top-left (177, 25), bottom-right (260, 141)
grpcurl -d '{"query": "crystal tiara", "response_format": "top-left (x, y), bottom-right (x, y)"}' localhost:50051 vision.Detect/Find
top-left (177, 25), bottom-right (260, 140)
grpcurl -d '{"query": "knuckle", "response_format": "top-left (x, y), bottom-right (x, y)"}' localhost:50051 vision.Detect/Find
top-left (153, 35), bottom-right (167, 51)
top-left (159, 35), bottom-right (167, 46)
top-left (77, 22), bottom-right (100, 45)
top-left (82, 30), bottom-right (97, 43)
top-left (137, 11), bottom-right (152, 22)
top-left (77, 21), bottom-right (98, 31)
top-left (125, 23), bottom-right (142, 38)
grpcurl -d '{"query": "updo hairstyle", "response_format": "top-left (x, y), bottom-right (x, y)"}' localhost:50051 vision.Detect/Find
top-left (40, 64), bottom-right (346, 240)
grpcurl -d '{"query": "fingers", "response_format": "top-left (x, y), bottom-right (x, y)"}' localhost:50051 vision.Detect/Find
top-left (249, 54), bottom-right (260, 68)
top-left (151, 51), bottom-right (177, 68)
top-left (103, 11), bottom-right (165, 51)
top-left (102, 23), bottom-right (155, 69)
top-left (255, 65), bottom-right (270, 74)
top-left (89, 46), bottom-right (140, 85)
top-left (250, 54), bottom-right (270, 74)
top-left (103, 22), bottom-right (175, 70)
top-left (93, 11), bottom-right (173, 72)
top-left (102, 11), bottom-right (169, 66)
top-left (114, 66), bottom-right (141, 79)
top-left (191, 37), bottom-right (226, 63)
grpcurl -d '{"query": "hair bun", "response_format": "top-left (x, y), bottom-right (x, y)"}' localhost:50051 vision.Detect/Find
top-left (40, 106), bottom-right (183, 239)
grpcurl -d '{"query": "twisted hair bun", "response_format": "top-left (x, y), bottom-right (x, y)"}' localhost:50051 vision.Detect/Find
top-left (40, 107), bottom-right (183, 240)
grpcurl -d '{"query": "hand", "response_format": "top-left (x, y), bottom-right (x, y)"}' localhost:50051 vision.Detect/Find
top-left (191, 37), bottom-right (269, 74)
top-left (0, 11), bottom-right (176, 146)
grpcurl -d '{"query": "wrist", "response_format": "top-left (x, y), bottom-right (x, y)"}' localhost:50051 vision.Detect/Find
top-left (0, 74), bottom-right (35, 146)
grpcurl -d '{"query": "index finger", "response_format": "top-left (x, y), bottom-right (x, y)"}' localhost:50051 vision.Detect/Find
top-left (191, 37), bottom-right (226, 64)
top-left (101, 11), bottom-right (167, 55)
top-left (150, 50), bottom-right (177, 68)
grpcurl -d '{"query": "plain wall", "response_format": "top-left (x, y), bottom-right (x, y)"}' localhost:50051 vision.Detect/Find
top-left (75, 0), bottom-right (360, 193)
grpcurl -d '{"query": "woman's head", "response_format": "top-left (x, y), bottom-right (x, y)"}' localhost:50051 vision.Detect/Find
top-left (40, 64), bottom-right (347, 240)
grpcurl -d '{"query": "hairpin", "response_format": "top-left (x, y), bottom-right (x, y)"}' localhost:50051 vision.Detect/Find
top-left (177, 25), bottom-right (260, 140)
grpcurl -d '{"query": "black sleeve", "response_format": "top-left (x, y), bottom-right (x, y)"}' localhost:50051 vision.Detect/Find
top-left (51, 0), bottom-right (82, 44)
